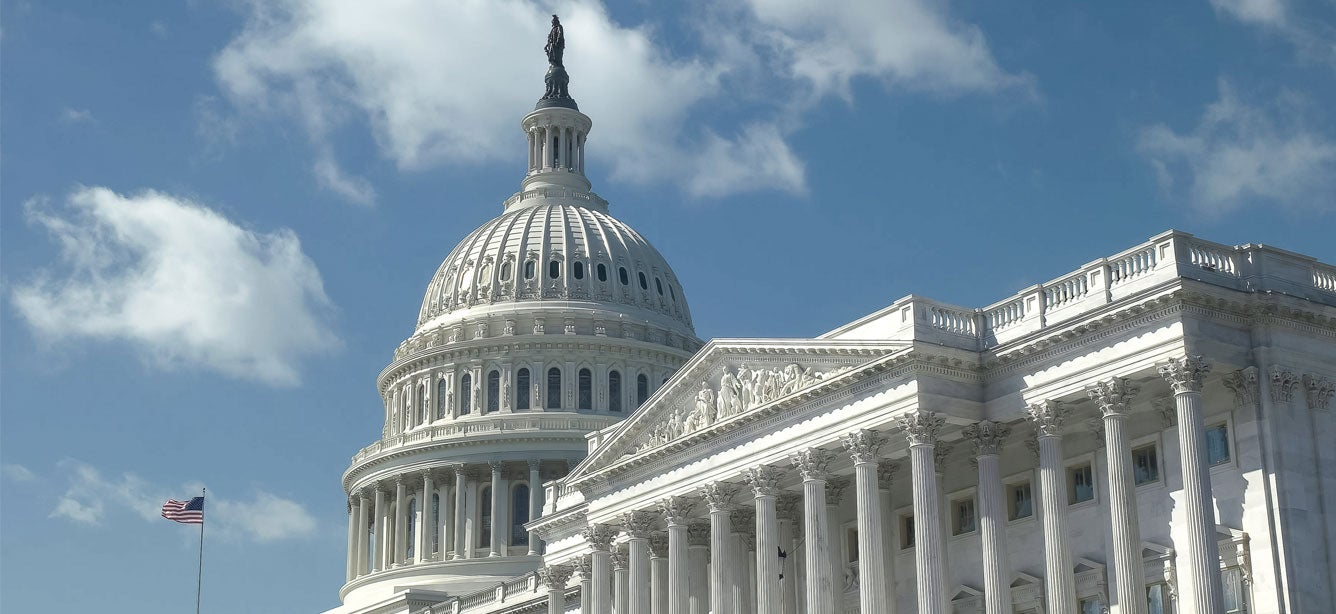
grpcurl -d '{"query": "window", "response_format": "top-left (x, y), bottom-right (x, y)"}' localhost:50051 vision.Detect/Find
top-left (655, 278), bottom-right (663, 295)
top-left (548, 260), bottom-right (560, 279)
top-left (637, 374), bottom-right (650, 406)
top-left (516, 368), bottom-right (531, 410)
top-left (524, 260), bottom-right (535, 280)
top-left (417, 384), bottom-right (427, 423)
top-left (1207, 423), bottom-right (1231, 466)
top-left (669, 284), bottom-right (676, 300)
top-left (952, 497), bottom-right (977, 535)
top-left (1147, 583), bottom-right (1173, 614)
top-left (407, 498), bottom-right (418, 559)
top-left (845, 526), bottom-right (859, 563)
top-left (1079, 598), bottom-right (1104, 614)
top-left (460, 374), bottom-right (472, 415)
top-left (618, 266), bottom-right (629, 285)
top-left (1222, 567), bottom-right (1249, 613)
top-left (1069, 463), bottom-right (1095, 504)
top-left (431, 493), bottom-right (441, 554)
top-left (1133, 443), bottom-right (1160, 485)
top-left (608, 370), bottom-right (622, 412)
top-left (597, 263), bottom-right (608, 282)
top-left (513, 485), bottom-right (531, 546)
top-left (1007, 481), bottom-right (1033, 520)
top-left (480, 486), bottom-right (492, 548)
top-left (578, 368), bottom-right (592, 409)
top-left (487, 370), bottom-right (500, 413)
top-left (573, 261), bottom-right (585, 280)
top-left (436, 379), bottom-right (449, 419)
top-left (638, 271), bottom-right (648, 290)
top-left (552, 136), bottom-right (560, 165)
top-left (900, 514), bottom-right (915, 549)
top-left (547, 367), bottom-right (562, 409)
top-left (500, 261), bottom-right (513, 281)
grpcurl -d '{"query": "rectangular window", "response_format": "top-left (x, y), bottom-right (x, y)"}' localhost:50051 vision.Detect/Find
top-left (1133, 443), bottom-right (1160, 486)
top-left (1079, 598), bottom-right (1104, 614)
top-left (1207, 423), bottom-right (1231, 466)
top-left (1147, 582), bottom-right (1173, 614)
top-left (900, 514), bottom-right (915, 549)
top-left (1069, 463), bottom-right (1095, 504)
top-left (845, 527), bottom-right (858, 563)
top-left (1222, 567), bottom-right (1249, 613)
top-left (1007, 481), bottom-right (1033, 520)
top-left (952, 497), bottom-right (977, 535)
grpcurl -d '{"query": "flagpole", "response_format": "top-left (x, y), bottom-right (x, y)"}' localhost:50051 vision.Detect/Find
top-left (196, 487), bottom-right (205, 614)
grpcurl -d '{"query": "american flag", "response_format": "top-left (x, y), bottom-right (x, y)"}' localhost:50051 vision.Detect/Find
top-left (162, 496), bottom-right (205, 524)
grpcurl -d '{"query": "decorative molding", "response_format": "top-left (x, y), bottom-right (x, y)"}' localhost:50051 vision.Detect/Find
top-left (621, 511), bottom-right (656, 538)
top-left (963, 421), bottom-right (1010, 457)
top-left (659, 496), bottom-right (696, 525)
top-left (877, 461), bottom-right (901, 490)
top-left (841, 430), bottom-right (884, 464)
top-left (1222, 368), bottom-right (1259, 408)
top-left (744, 465), bottom-right (785, 497)
top-left (1158, 356), bottom-right (1211, 394)
top-left (582, 524), bottom-right (617, 551)
top-left (1086, 377), bottom-right (1139, 417)
top-left (1026, 400), bottom-right (1068, 437)
top-left (1303, 374), bottom-right (1334, 410)
top-left (700, 482), bottom-right (737, 511)
top-left (900, 411), bottom-right (945, 446)
top-left (1269, 366), bottom-right (1300, 403)
top-left (790, 448), bottom-right (834, 481)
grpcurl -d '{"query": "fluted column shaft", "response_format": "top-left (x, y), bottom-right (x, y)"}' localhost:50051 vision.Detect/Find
top-left (1030, 402), bottom-right (1077, 612)
top-left (417, 473), bottom-right (433, 562)
top-left (823, 491), bottom-right (841, 614)
top-left (876, 464), bottom-right (899, 614)
top-left (592, 550), bottom-right (612, 614)
top-left (667, 518), bottom-right (691, 613)
top-left (746, 466), bottom-right (784, 614)
top-left (355, 495), bottom-right (370, 576)
top-left (902, 412), bottom-right (947, 613)
top-left (777, 513), bottom-right (799, 614)
top-left (528, 461), bottom-right (543, 555)
top-left (394, 480), bottom-right (408, 565)
top-left (490, 462), bottom-right (505, 556)
top-left (629, 536), bottom-right (651, 614)
top-left (544, 566), bottom-right (573, 614)
top-left (1160, 357), bottom-right (1225, 613)
top-left (844, 431), bottom-right (887, 614)
top-left (1089, 378), bottom-right (1148, 614)
top-left (706, 487), bottom-right (735, 614)
top-left (688, 525), bottom-right (710, 614)
top-left (615, 556), bottom-right (630, 614)
top-left (346, 500), bottom-right (358, 581)
top-left (977, 453), bottom-right (1009, 613)
top-left (373, 488), bottom-right (387, 571)
top-left (792, 449), bottom-right (834, 614)
top-left (651, 544), bottom-right (668, 614)
top-left (453, 468), bottom-right (467, 559)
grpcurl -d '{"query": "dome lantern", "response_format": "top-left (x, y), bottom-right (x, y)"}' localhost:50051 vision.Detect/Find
top-left (520, 15), bottom-right (592, 195)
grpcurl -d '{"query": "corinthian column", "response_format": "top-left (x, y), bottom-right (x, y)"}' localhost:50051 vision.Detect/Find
top-left (688, 521), bottom-right (711, 614)
top-left (346, 497), bottom-right (358, 581)
top-left (1159, 356), bottom-right (1226, 613)
top-left (541, 564), bottom-right (573, 614)
top-left (745, 466), bottom-right (784, 614)
top-left (701, 482), bottom-right (736, 614)
top-left (790, 448), bottom-right (835, 614)
top-left (900, 411), bottom-right (947, 614)
top-left (529, 459), bottom-right (543, 555)
top-left (876, 462), bottom-right (899, 614)
top-left (373, 487), bottom-right (387, 571)
top-left (489, 461), bottom-right (505, 556)
top-left (394, 478), bottom-right (408, 565)
top-left (584, 524), bottom-right (618, 614)
top-left (777, 494), bottom-right (802, 614)
top-left (576, 555), bottom-right (593, 614)
top-left (1088, 378), bottom-right (1148, 614)
top-left (843, 430), bottom-right (888, 614)
top-left (623, 511), bottom-right (656, 614)
top-left (355, 493), bottom-right (370, 576)
top-left (417, 471), bottom-right (433, 562)
top-left (1028, 401), bottom-right (1076, 612)
top-left (613, 548), bottom-right (630, 614)
top-left (661, 496), bottom-right (695, 614)
top-left (964, 421), bottom-right (1012, 614)
top-left (650, 534), bottom-right (669, 614)
top-left (453, 466), bottom-right (467, 559)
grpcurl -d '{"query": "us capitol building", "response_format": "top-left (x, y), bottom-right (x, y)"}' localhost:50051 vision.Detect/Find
top-left (324, 17), bottom-right (1336, 614)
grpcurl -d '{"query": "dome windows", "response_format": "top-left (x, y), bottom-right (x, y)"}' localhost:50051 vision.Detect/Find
top-left (573, 261), bottom-right (585, 280)
top-left (516, 368), bottom-right (531, 410)
top-left (548, 260), bottom-right (561, 279)
top-left (500, 261), bottom-right (513, 282)
top-left (524, 260), bottom-right (535, 280)
top-left (436, 379), bottom-right (449, 419)
top-left (546, 368), bottom-right (562, 409)
top-left (486, 370), bottom-right (500, 413)
top-left (608, 370), bottom-right (622, 412)
top-left (637, 374), bottom-right (650, 407)
top-left (638, 272), bottom-right (648, 290)
top-left (460, 373), bottom-right (473, 415)
top-left (597, 263), bottom-right (608, 282)
top-left (655, 278), bottom-right (663, 296)
top-left (578, 368), bottom-right (592, 409)
top-left (618, 266), bottom-right (629, 285)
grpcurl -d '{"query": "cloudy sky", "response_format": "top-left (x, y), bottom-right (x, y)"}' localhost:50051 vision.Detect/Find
top-left (2, 0), bottom-right (1334, 612)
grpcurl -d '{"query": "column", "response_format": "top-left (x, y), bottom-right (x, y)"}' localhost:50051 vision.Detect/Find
top-left (650, 535), bottom-right (669, 614)
top-left (1086, 378), bottom-right (1149, 614)
top-left (701, 482), bottom-right (736, 614)
top-left (529, 459), bottom-right (543, 555)
top-left (373, 487), bottom-right (387, 571)
top-left (1028, 401), bottom-right (1077, 612)
top-left (843, 431), bottom-right (888, 614)
top-left (900, 412), bottom-right (947, 613)
top-left (824, 477), bottom-right (847, 614)
top-left (688, 521), bottom-right (711, 614)
top-left (541, 126), bottom-right (553, 169)
top-left (965, 421), bottom-right (1012, 614)
top-left (356, 493), bottom-right (371, 576)
top-left (394, 479), bottom-right (408, 565)
top-left (453, 466), bottom-right (467, 559)
top-left (490, 461), bottom-right (505, 556)
top-left (584, 524), bottom-right (617, 614)
top-left (577, 555), bottom-right (594, 614)
top-left (876, 462), bottom-right (899, 614)
top-left (745, 466), bottom-right (784, 614)
top-left (729, 509), bottom-right (755, 614)
top-left (542, 564), bottom-right (574, 614)
top-left (437, 474), bottom-right (450, 561)
top-left (614, 548), bottom-right (630, 614)
top-left (417, 472), bottom-right (433, 562)
top-left (1159, 356), bottom-right (1226, 613)
top-left (660, 496), bottom-right (695, 614)
top-left (776, 494), bottom-right (801, 614)
top-left (346, 497), bottom-right (358, 581)
top-left (623, 511), bottom-right (655, 614)
top-left (790, 448), bottom-right (834, 614)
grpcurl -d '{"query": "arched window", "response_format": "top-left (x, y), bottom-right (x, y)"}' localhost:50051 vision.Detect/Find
top-left (638, 272), bottom-right (648, 290)
top-left (608, 370), bottom-right (622, 412)
top-left (460, 373), bottom-right (472, 415)
top-left (637, 374), bottom-right (650, 406)
top-left (487, 370), bottom-right (500, 413)
top-left (655, 278), bottom-right (664, 295)
top-left (500, 261), bottom-right (513, 281)
top-left (618, 266), bottom-right (629, 285)
top-left (524, 260), bottom-right (535, 280)
top-left (573, 261), bottom-right (585, 280)
top-left (436, 378), bottom-right (448, 419)
top-left (407, 498), bottom-right (418, 559)
top-left (418, 383), bottom-right (428, 423)
top-left (480, 486), bottom-right (492, 548)
top-left (516, 368), bottom-right (531, 410)
top-left (597, 263), bottom-right (608, 282)
top-left (546, 368), bottom-right (562, 409)
top-left (578, 368), bottom-right (592, 409)
top-left (513, 484), bottom-right (530, 546)
top-left (431, 493), bottom-right (441, 554)
top-left (549, 260), bottom-right (560, 279)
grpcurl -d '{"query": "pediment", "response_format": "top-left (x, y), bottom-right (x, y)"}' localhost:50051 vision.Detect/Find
top-left (568, 338), bottom-right (911, 483)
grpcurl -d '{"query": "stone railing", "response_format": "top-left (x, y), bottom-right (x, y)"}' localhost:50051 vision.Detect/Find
top-left (352, 415), bottom-right (616, 464)
top-left (841, 230), bottom-right (1336, 350)
top-left (420, 572), bottom-right (541, 614)
top-left (503, 186), bottom-right (609, 212)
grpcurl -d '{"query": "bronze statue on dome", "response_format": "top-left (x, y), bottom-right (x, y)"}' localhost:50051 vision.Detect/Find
top-left (544, 15), bottom-right (565, 68)
top-left (541, 15), bottom-right (573, 105)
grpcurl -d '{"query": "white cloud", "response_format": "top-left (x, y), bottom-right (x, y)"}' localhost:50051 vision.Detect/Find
top-left (46, 460), bottom-right (316, 542)
top-left (1212, 0), bottom-right (1288, 27)
top-left (210, 0), bottom-right (1024, 201)
top-left (11, 187), bottom-right (339, 386)
top-left (1138, 81), bottom-right (1336, 214)
top-left (61, 107), bottom-right (94, 124)
top-left (1211, 0), bottom-right (1336, 66)
top-left (2, 463), bottom-right (36, 481)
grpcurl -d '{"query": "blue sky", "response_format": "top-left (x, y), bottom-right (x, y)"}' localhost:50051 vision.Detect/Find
top-left (2, 0), bottom-right (1333, 612)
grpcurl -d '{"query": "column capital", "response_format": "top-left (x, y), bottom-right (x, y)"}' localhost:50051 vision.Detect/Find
top-left (1223, 368), bottom-right (1260, 407)
top-left (583, 524), bottom-right (618, 551)
top-left (933, 443), bottom-right (954, 469)
top-left (611, 547), bottom-right (629, 571)
top-left (876, 461), bottom-right (901, 489)
top-left (841, 429), bottom-right (884, 464)
top-left (1087, 377), bottom-right (1140, 417)
top-left (528, 458), bottom-right (543, 471)
top-left (488, 460), bottom-right (505, 472)
top-left (659, 495), bottom-right (697, 524)
top-left (540, 563), bottom-right (574, 587)
top-left (744, 465), bottom-right (785, 497)
top-left (825, 476), bottom-right (850, 505)
top-left (790, 447), bottom-right (834, 480)
top-left (900, 411), bottom-right (945, 446)
top-left (1158, 355), bottom-right (1211, 393)
top-left (649, 533), bottom-right (669, 558)
top-left (574, 554), bottom-right (593, 577)
top-left (1269, 366), bottom-right (1300, 403)
top-left (1026, 400), bottom-right (1069, 437)
top-left (699, 482), bottom-right (737, 511)
top-left (1304, 373), bottom-right (1334, 410)
top-left (622, 511), bottom-right (657, 538)
top-left (963, 420), bottom-right (1011, 456)
top-left (687, 520), bottom-right (711, 547)
top-left (730, 508), bottom-right (756, 536)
